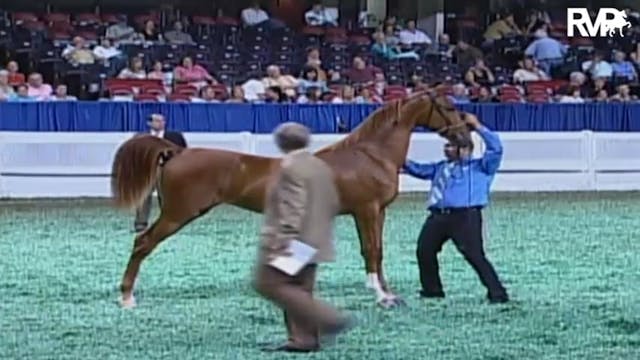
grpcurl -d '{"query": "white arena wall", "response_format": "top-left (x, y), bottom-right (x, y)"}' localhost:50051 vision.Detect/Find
top-left (1, 131), bottom-right (640, 198)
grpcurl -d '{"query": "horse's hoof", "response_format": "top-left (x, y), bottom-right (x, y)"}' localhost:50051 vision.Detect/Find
top-left (377, 296), bottom-right (405, 309)
top-left (119, 295), bottom-right (136, 309)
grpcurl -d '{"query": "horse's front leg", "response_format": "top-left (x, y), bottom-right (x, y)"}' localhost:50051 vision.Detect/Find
top-left (354, 207), bottom-right (404, 308)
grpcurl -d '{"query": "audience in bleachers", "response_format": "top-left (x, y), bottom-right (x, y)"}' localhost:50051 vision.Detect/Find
top-left (304, 2), bottom-right (338, 27)
top-left (0, 4), bottom-right (639, 104)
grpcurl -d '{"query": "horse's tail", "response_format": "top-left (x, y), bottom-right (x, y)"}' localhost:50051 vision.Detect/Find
top-left (110, 134), bottom-right (181, 210)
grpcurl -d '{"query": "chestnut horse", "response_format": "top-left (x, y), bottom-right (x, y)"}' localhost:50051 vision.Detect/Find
top-left (111, 93), bottom-right (471, 309)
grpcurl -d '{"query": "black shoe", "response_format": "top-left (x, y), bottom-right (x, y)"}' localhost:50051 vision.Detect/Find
top-left (321, 316), bottom-right (357, 345)
top-left (488, 293), bottom-right (509, 304)
top-left (419, 290), bottom-right (445, 299)
top-left (133, 224), bottom-right (147, 233)
top-left (260, 342), bottom-right (318, 353)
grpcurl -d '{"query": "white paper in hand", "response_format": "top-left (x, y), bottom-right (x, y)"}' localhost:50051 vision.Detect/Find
top-left (268, 240), bottom-right (317, 276)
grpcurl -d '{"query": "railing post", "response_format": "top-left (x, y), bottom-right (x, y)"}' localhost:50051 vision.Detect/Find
top-left (583, 130), bottom-right (596, 190)
top-left (0, 132), bottom-right (5, 198)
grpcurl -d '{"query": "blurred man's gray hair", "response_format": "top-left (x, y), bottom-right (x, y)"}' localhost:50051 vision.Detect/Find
top-left (273, 122), bottom-right (310, 153)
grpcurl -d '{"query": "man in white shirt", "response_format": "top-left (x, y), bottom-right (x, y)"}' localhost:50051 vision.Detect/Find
top-left (581, 52), bottom-right (613, 79)
top-left (241, 1), bottom-right (286, 28)
top-left (304, 3), bottom-right (339, 27)
top-left (398, 20), bottom-right (432, 46)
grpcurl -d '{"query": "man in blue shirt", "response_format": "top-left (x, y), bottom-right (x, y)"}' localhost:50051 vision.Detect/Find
top-left (402, 114), bottom-right (508, 304)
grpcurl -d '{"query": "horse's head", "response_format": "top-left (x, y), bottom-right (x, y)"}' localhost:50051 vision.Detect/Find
top-left (407, 92), bottom-right (472, 147)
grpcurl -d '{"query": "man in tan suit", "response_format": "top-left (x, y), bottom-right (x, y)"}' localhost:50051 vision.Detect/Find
top-left (253, 122), bottom-right (354, 353)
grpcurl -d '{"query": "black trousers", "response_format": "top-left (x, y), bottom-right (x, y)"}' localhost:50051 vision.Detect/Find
top-left (416, 207), bottom-right (507, 299)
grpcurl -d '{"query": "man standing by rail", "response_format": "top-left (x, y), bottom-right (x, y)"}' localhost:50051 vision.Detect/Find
top-left (133, 113), bottom-right (187, 232)
top-left (401, 114), bottom-right (509, 304)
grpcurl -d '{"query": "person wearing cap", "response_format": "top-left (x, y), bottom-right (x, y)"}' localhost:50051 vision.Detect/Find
top-left (401, 114), bottom-right (509, 304)
top-left (253, 122), bottom-right (354, 353)
top-left (133, 114), bottom-right (187, 232)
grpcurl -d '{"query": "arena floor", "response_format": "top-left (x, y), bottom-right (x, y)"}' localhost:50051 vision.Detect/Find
top-left (2, 192), bottom-right (640, 360)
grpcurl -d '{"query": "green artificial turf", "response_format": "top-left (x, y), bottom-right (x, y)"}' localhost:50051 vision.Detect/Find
top-left (1, 192), bottom-right (640, 359)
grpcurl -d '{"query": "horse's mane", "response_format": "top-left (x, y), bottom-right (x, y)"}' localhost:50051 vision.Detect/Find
top-left (317, 98), bottom-right (407, 152)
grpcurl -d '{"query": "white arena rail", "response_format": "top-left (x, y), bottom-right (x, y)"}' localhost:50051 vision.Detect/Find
top-left (1, 131), bottom-right (640, 198)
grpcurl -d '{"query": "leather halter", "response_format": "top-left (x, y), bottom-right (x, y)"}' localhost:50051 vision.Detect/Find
top-left (427, 94), bottom-right (467, 135)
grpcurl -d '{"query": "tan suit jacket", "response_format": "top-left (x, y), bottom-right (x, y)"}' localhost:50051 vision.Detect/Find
top-left (259, 149), bottom-right (340, 264)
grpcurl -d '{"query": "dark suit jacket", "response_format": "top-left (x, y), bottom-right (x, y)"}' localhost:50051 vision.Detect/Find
top-left (163, 131), bottom-right (187, 148)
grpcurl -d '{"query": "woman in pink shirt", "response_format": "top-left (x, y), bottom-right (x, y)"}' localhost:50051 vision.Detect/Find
top-left (173, 56), bottom-right (216, 89)
top-left (27, 73), bottom-right (53, 101)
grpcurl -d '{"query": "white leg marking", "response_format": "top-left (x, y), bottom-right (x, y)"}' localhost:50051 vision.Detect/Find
top-left (367, 272), bottom-right (387, 301)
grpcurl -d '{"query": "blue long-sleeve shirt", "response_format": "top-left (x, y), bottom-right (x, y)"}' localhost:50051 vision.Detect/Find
top-left (403, 126), bottom-right (502, 209)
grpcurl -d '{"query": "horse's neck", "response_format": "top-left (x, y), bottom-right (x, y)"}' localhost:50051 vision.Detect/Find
top-left (379, 122), bottom-right (414, 167)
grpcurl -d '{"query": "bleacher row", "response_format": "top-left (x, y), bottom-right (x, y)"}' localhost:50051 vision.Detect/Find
top-left (1, 8), bottom-right (639, 103)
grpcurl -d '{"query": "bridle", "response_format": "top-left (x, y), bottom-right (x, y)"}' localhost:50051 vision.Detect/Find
top-left (425, 93), bottom-right (468, 135)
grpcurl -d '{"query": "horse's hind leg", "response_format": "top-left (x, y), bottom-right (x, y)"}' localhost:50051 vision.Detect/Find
top-left (119, 195), bottom-right (215, 308)
top-left (119, 212), bottom-right (194, 307)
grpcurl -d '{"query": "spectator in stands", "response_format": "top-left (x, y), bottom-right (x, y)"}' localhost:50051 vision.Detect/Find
top-left (6, 61), bottom-right (25, 86)
top-left (262, 65), bottom-right (298, 98)
top-left (226, 86), bottom-right (247, 103)
top-left (118, 57), bottom-right (147, 79)
top-left (594, 89), bottom-right (609, 102)
top-left (384, 16), bottom-right (401, 32)
top-left (371, 32), bottom-right (420, 60)
top-left (582, 52), bottom-right (613, 79)
top-left (358, 87), bottom-right (382, 103)
top-left (298, 66), bottom-right (328, 94)
top-left (524, 8), bottom-right (552, 34)
top-left (523, 26), bottom-right (566, 75)
top-left (452, 39), bottom-right (483, 69)
top-left (557, 86), bottom-right (585, 103)
top-left (483, 10), bottom-right (522, 45)
top-left (629, 43), bottom-right (640, 68)
top-left (331, 85), bottom-right (361, 103)
top-left (449, 83), bottom-right (471, 104)
top-left (399, 20), bottom-right (432, 47)
top-left (437, 34), bottom-right (454, 56)
top-left (61, 36), bottom-right (96, 65)
top-left (192, 86), bottom-right (220, 103)
top-left (8, 84), bottom-right (35, 102)
top-left (241, 78), bottom-right (266, 102)
top-left (383, 24), bottom-right (401, 47)
top-left (147, 61), bottom-right (173, 89)
top-left (557, 71), bottom-right (588, 98)
top-left (472, 86), bottom-right (497, 103)
top-left (141, 20), bottom-right (163, 42)
top-left (372, 72), bottom-right (387, 97)
top-left (93, 37), bottom-right (123, 64)
top-left (105, 16), bottom-right (140, 45)
top-left (464, 58), bottom-right (495, 88)
top-left (264, 86), bottom-right (288, 103)
top-left (164, 20), bottom-right (195, 45)
top-left (297, 86), bottom-right (323, 103)
top-left (303, 47), bottom-right (327, 81)
top-left (241, 1), bottom-right (285, 28)
top-left (343, 56), bottom-right (380, 86)
top-left (305, 2), bottom-right (339, 27)
top-left (0, 70), bottom-right (15, 101)
top-left (611, 50), bottom-right (637, 82)
top-left (610, 84), bottom-right (637, 102)
top-left (587, 77), bottom-right (610, 99)
top-left (27, 73), bottom-right (52, 101)
top-left (174, 56), bottom-right (216, 89)
top-left (51, 84), bottom-right (77, 101)
top-left (512, 57), bottom-right (549, 83)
